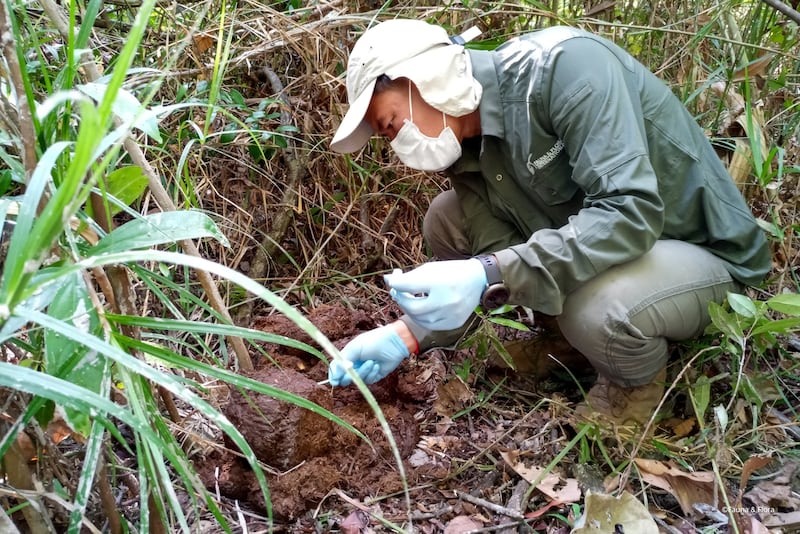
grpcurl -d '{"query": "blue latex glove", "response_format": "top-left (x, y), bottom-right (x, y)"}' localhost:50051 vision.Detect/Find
top-left (384, 259), bottom-right (487, 331)
top-left (328, 325), bottom-right (410, 386)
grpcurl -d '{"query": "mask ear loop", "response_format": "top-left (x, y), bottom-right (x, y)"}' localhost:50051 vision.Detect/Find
top-left (409, 79), bottom-right (448, 131)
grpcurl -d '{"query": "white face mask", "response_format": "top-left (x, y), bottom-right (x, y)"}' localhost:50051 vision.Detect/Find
top-left (390, 82), bottom-right (462, 172)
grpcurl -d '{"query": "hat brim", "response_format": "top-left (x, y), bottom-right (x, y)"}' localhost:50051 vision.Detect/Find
top-left (331, 80), bottom-right (376, 153)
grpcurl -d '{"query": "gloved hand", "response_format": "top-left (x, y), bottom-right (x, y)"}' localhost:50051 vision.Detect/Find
top-left (328, 324), bottom-right (410, 386)
top-left (384, 259), bottom-right (487, 331)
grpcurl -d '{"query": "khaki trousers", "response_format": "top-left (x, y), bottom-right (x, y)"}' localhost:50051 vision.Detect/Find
top-left (424, 190), bottom-right (738, 387)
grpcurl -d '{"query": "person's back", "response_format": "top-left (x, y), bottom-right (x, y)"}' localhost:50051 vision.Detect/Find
top-left (464, 26), bottom-right (770, 286)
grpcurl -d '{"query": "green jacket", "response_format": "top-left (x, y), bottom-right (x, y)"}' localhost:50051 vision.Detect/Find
top-left (402, 26), bottom-right (771, 350)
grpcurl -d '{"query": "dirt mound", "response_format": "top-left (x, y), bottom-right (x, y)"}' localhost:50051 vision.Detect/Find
top-left (194, 302), bottom-right (597, 526)
top-left (222, 368), bottom-right (334, 470)
top-left (197, 303), bottom-right (437, 520)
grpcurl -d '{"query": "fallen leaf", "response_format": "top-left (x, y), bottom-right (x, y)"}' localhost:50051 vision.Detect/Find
top-left (433, 377), bottom-right (473, 417)
top-left (666, 417), bottom-right (697, 438)
top-left (47, 416), bottom-right (76, 445)
top-left (340, 509), bottom-right (369, 534)
top-left (634, 458), bottom-right (718, 515)
top-left (443, 515), bottom-right (483, 533)
top-left (408, 449), bottom-right (432, 468)
top-left (763, 510), bottom-right (800, 531)
top-left (572, 490), bottom-right (658, 534)
top-left (730, 53), bottom-right (776, 82)
top-left (744, 462), bottom-right (800, 516)
top-left (501, 450), bottom-right (581, 504)
top-left (741, 456), bottom-right (773, 487)
top-left (740, 515), bottom-right (774, 534)
top-left (193, 33), bottom-right (215, 54)
top-left (524, 499), bottom-right (563, 519)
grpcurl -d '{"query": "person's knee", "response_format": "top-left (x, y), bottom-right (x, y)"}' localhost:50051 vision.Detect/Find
top-left (558, 289), bottom-right (668, 388)
top-left (422, 190), bottom-right (471, 259)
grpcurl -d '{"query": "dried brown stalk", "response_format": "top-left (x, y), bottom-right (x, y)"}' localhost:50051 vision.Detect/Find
top-left (232, 65), bottom-right (308, 324)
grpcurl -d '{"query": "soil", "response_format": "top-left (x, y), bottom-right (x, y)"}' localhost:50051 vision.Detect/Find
top-left (195, 302), bottom-right (597, 532)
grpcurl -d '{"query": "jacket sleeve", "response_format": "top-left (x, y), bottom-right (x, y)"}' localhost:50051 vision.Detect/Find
top-left (494, 37), bottom-right (666, 315)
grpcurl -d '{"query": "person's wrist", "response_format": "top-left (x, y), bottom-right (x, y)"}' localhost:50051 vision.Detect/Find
top-left (474, 254), bottom-right (509, 309)
top-left (391, 320), bottom-right (419, 355)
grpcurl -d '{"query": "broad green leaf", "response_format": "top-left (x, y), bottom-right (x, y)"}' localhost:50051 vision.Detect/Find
top-left (0, 146), bottom-right (25, 183)
top-left (728, 292), bottom-right (758, 318)
top-left (752, 317), bottom-right (800, 336)
top-left (108, 314), bottom-right (326, 360)
top-left (77, 82), bottom-right (162, 142)
top-left (489, 335), bottom-right (516, 370)
top-left (100, 166), bottom-right (148, 216)
top-left (90, 211), bottom-right (229, 255)
top-left (0, 141), bottom-right (71, 307)
top-left (738, 375), bottom-right (763, 408)
top-left (767, 293), bottom-right (800, 316)
top-left (708, 302), bottom-right (744, 345)
top-left (488, 316), bottom-right (531, 331)
top-left (68, 360), bottom-right (111, 533)
top-left (0, 269), bottom-right (69, 342)
top-left (120, 336), bottom-right (364, 440)
top-left (690, 375), bottom-right (711, 421)
top-left (36, 90), bottom-right (93, 122)
top-left (44, 271), bottom-right (107, 436)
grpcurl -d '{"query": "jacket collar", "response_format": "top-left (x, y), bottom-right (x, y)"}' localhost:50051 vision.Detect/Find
top-left (466, 49), bottom-right (504, 139)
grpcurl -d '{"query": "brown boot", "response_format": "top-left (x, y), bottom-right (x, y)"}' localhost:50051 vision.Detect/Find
top-left (576, 368), bottom-right (667, 428)
top-left (488, 316), bottom-right (591, 380)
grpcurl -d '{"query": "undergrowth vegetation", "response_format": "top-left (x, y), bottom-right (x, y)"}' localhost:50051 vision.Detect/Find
top-left (0, 0), bottom-right (798, 532)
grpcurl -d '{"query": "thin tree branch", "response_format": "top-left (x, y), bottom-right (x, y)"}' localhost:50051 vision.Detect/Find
top-left (761, 0), bottom-right (800, 24)
top-left (0, 0), bottom-right (37, 180)
top-left (454, 489), bottom-right (525, 520)
top-left (233, 66), bottom-right (308, 325)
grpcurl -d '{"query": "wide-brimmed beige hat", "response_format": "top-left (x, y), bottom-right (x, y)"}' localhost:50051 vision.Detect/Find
top-left (330, 19), bottom-right (482, 154)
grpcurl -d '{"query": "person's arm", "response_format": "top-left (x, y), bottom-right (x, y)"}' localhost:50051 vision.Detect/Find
top-left (392, 319), bottom-right (419, 355)
top-left (398, 312), bottom-right (480, 353)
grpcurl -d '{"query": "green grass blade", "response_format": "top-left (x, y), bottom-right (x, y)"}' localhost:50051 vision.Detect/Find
top-left (21, 307), bottom-right (273, 515)
top-left (66, 358), bottom-right (111, 534)
top-left (109, 314), bottom-right (326, 360)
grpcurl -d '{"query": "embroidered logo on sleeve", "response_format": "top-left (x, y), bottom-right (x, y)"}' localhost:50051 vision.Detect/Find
top-left (526, 140), bottom-right (564, 173)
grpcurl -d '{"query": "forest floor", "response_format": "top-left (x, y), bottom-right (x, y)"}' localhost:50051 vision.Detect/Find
top-left (188, 300), bottom-right (799, 533)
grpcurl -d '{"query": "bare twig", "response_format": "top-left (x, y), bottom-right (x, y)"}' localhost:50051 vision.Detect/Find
top-left (409, 504), bottom-right (454, 520)
top-left (760, 0), bottom-right (800, 24)
top-left (454, 489), bottom-right (524, 520)
top-left (465, 521), bottom-right (532, 533)
top-left (233, 65), bottom-right (308, 324)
